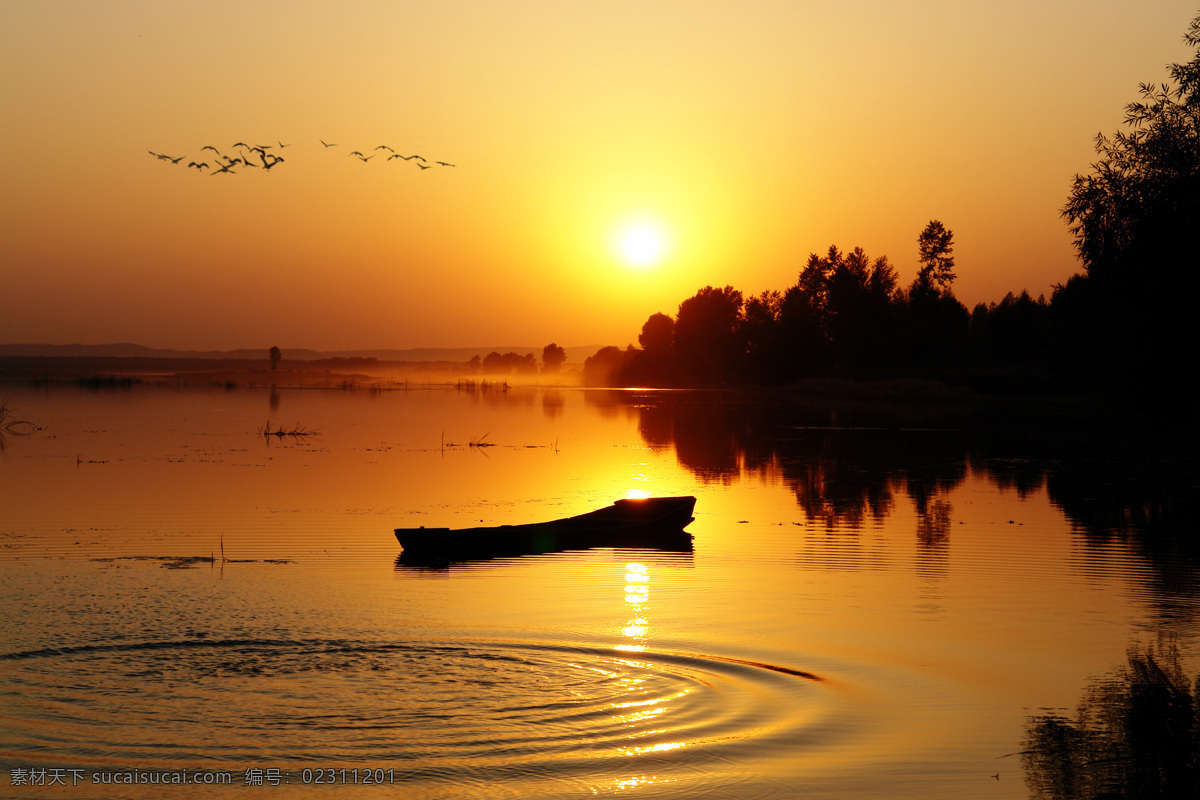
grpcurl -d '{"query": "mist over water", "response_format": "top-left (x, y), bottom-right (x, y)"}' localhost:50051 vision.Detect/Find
top-left (1, 385), bottom-right (1197, 798)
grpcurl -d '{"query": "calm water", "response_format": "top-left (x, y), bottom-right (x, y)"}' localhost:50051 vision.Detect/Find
top-left (1, 384), bottom-right (1197, 798)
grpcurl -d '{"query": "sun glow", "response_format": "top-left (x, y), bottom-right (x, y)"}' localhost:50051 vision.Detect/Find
top-left (615, 220), bottom-right (670, 269)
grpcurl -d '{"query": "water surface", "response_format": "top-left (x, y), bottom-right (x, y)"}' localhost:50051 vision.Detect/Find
top-left (1, 385), bottom-right (1196, 798)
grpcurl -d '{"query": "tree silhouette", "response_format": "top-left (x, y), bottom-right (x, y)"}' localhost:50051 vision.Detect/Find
top-left (1059, 14), bottom-right (1200, 398)
top-left (482, 351), bottom-right (537, 375)
top-left (1063, 14), bottom-right (1200, 290)
top-left (268, 346), bottom-right (281, 371)
top-left (901, 222), bottom-right (969, 370)
top-left (638, 312), bottom-right (675, 355)
top-left (913, 220), bottom-right (955, 295)
top-left (624, 312), bottom-right (678, 385)
top-left (583, 345), bottom-right (632, 386)
top-left (541, 343), bottom-right (566, 374)
top-left (673, 285), bottom-right (744, 383)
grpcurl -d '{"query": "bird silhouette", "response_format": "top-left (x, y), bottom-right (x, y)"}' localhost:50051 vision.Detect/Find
top-left (435, 161), bottom-right (456, 167)
top-left (278, 141), bottom-right (291, 148)
top-left (187, 161), bottom-right (208, 170)
top-left (320, 140), bottom-right (337, 148)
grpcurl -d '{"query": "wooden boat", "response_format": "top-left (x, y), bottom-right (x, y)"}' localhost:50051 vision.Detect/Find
top-left (394, 496), bottom-right (696, 561)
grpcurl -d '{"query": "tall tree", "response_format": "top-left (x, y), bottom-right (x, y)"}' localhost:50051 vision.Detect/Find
top-left (904, 221), bottom-right (968, 369)
top-left (914, 220), bottom-right (956, 295)
top-left (1058, 13), bottom-right (1200, 398)
top-left (638, 312), bottom-right (675, 355)
top-left (1062, 13), bottom-right (1200, 290)
top-left (673, 285), bottom-right (744, 383)
top-left (541, 343), bottom-right (566, 374)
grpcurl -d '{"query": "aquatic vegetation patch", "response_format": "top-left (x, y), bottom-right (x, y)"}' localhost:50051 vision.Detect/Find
top-left (260, 420), bottom-right (320, 439)
top-left (91, 555), bottom-right (293, 569)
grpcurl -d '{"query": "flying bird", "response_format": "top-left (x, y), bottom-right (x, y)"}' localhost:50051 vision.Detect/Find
top-left (375, 145), bottom-right (394, 152)
top-left (436, 161), bottom-right (456, 167)
top-left (278, 141), bottom-right (291, 148)
top-left (187, 161), bottom-right (209, 170)
top-left (320, 140), bottom-right (337, 147)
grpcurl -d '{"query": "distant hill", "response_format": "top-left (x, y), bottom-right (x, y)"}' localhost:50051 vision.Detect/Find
top-left (0, 343), bottom-right (608, 364)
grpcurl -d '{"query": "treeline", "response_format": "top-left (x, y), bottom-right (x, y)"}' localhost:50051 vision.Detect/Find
top-left (230, 18), bottom-right (1200, 402)
top-left (583, 220), bottom-right (1075, 392)
top-left (466, 344), bottom-right (567, 376)
top-left (584, 13), bottom-right (1200, 405)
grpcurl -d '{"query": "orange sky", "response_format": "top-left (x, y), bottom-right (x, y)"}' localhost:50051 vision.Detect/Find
top-left (2, 1), bottom-right (1196, 352)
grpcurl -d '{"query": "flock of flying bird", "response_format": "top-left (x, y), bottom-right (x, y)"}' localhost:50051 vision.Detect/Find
top-left (147, 139), bottom-right (456, 175)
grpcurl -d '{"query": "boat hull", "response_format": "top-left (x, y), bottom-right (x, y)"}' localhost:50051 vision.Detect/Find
top-left (394, 496), bottom-right (696, 561)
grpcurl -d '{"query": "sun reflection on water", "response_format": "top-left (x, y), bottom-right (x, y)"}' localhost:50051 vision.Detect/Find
top-left (621, 562), bottom-right (651, 650)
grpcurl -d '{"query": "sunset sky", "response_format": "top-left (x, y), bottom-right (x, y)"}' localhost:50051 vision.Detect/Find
top-left (3, 1), bottom-right (1196, 352)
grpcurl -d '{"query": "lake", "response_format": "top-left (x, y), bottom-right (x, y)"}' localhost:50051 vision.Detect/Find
top-left (1, 383), bottom-right (1197, 799)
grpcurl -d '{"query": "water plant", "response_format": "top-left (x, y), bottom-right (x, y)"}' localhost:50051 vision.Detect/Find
top-left (0, 400), bottom-right (37, 450)
top-left (260, 420), bottom-right (320, 439)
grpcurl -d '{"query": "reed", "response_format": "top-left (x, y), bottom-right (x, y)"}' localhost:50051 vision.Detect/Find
top-left (0, 399), bottom-right (36, 435)
top-left (260, 420), bottom-right (320, 438)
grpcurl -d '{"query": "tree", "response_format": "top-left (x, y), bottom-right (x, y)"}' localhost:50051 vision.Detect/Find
top-left (1058, 14), bottom-right (1200, 397)
top-left (672, 285), bottom-right (744, 383)
top-left (541, 343), bottom-right (566, 374)
top-left (739, 290), bottom-right (790, 383)
top-left (582, 345), bottom-right (631, 386)
top-left (1062, 14), bottom-right (1200, 290)
top-left (914, 220), bottom-right (956, 295)
top-left (786, 246), bottom-right (902, 372)
top-left (268, 346), bottom-right (281, 371)
top-left (482, 351), bottom-right (535, 374)
top-left (903, 222), bottom-right (968, 368)
top-left (624, 312), bottom-right (677, 386)
top-left (638, 313), bottom-right (675, 355)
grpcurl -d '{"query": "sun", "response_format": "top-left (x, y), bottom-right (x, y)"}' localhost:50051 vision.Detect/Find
top-left (615, 220), bottom-right (669, 269)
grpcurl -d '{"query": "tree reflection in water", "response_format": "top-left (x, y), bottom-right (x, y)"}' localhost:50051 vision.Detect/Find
top-left (1023, 637), bottom-right (1199, 800)
top-left (595, 391), bottom-right (1200, 617)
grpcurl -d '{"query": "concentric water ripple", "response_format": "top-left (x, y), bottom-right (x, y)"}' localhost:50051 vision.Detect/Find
top-left (1, 637), bottom-right (845, 790)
